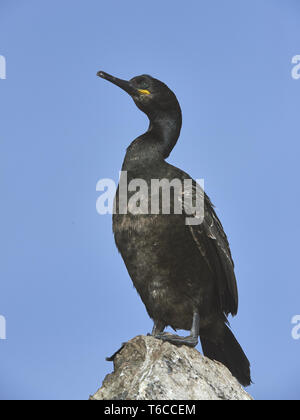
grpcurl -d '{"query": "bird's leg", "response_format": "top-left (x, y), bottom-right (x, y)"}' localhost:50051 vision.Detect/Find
top-left (150, 320), bottom-right (165, 336)
top-left (154, 312), bottom-right (200, 348)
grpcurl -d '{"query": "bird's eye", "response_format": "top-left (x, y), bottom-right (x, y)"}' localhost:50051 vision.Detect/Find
top-left (138, 80), bottom-right (149, 90)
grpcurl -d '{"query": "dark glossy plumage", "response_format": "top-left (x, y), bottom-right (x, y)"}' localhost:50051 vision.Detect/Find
top-left (97, 71), bottom-right (251, 386)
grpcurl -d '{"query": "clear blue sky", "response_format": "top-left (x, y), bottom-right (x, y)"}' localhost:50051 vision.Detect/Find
top-left (0, 0), bottom-right (300, 400)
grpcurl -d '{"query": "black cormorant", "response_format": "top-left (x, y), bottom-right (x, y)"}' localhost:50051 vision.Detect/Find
top-left (97, 71), bottom-right (251, 386)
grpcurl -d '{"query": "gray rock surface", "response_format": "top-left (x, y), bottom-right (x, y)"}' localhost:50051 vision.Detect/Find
top-left (92, 335), bottom-right (253, 401)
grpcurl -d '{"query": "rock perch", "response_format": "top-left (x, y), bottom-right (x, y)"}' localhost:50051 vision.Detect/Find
top-left (91, 335), bottom-right (253, 401)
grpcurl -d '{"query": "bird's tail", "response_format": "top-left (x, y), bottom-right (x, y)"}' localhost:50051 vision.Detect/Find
top-left (200, 323), bottom-right (251, 387)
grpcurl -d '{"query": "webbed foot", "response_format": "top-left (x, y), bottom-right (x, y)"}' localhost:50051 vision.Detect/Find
top-left (154, 332), bottom-right (198, 348)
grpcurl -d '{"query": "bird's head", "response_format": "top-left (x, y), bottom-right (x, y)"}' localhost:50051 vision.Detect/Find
top-left (97, 71), bottom-right (181, 120)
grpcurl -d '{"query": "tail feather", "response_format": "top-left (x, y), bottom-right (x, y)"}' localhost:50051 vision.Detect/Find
top-left (200, 323), bottom-right (251, 387)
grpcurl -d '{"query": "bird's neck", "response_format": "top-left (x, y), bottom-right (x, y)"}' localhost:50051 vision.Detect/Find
top-left (123, 108), bottom-right (182, 171)
top-left (147, 109), bottom-right (182, 159)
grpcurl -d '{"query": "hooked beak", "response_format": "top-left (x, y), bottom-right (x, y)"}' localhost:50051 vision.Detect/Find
top-left (97, 71), bottom-right (136, 96)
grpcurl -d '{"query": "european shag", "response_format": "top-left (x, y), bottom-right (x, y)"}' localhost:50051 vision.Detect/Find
top-left (97, 71), bottom-right (251, 387)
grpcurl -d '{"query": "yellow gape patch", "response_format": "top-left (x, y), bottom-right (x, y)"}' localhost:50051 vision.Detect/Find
top-left (138, 89), bottom-right (151, 95)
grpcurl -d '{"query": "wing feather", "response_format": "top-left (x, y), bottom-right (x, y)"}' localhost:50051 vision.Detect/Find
top-left (182, 181), bottom-right (238, 316)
